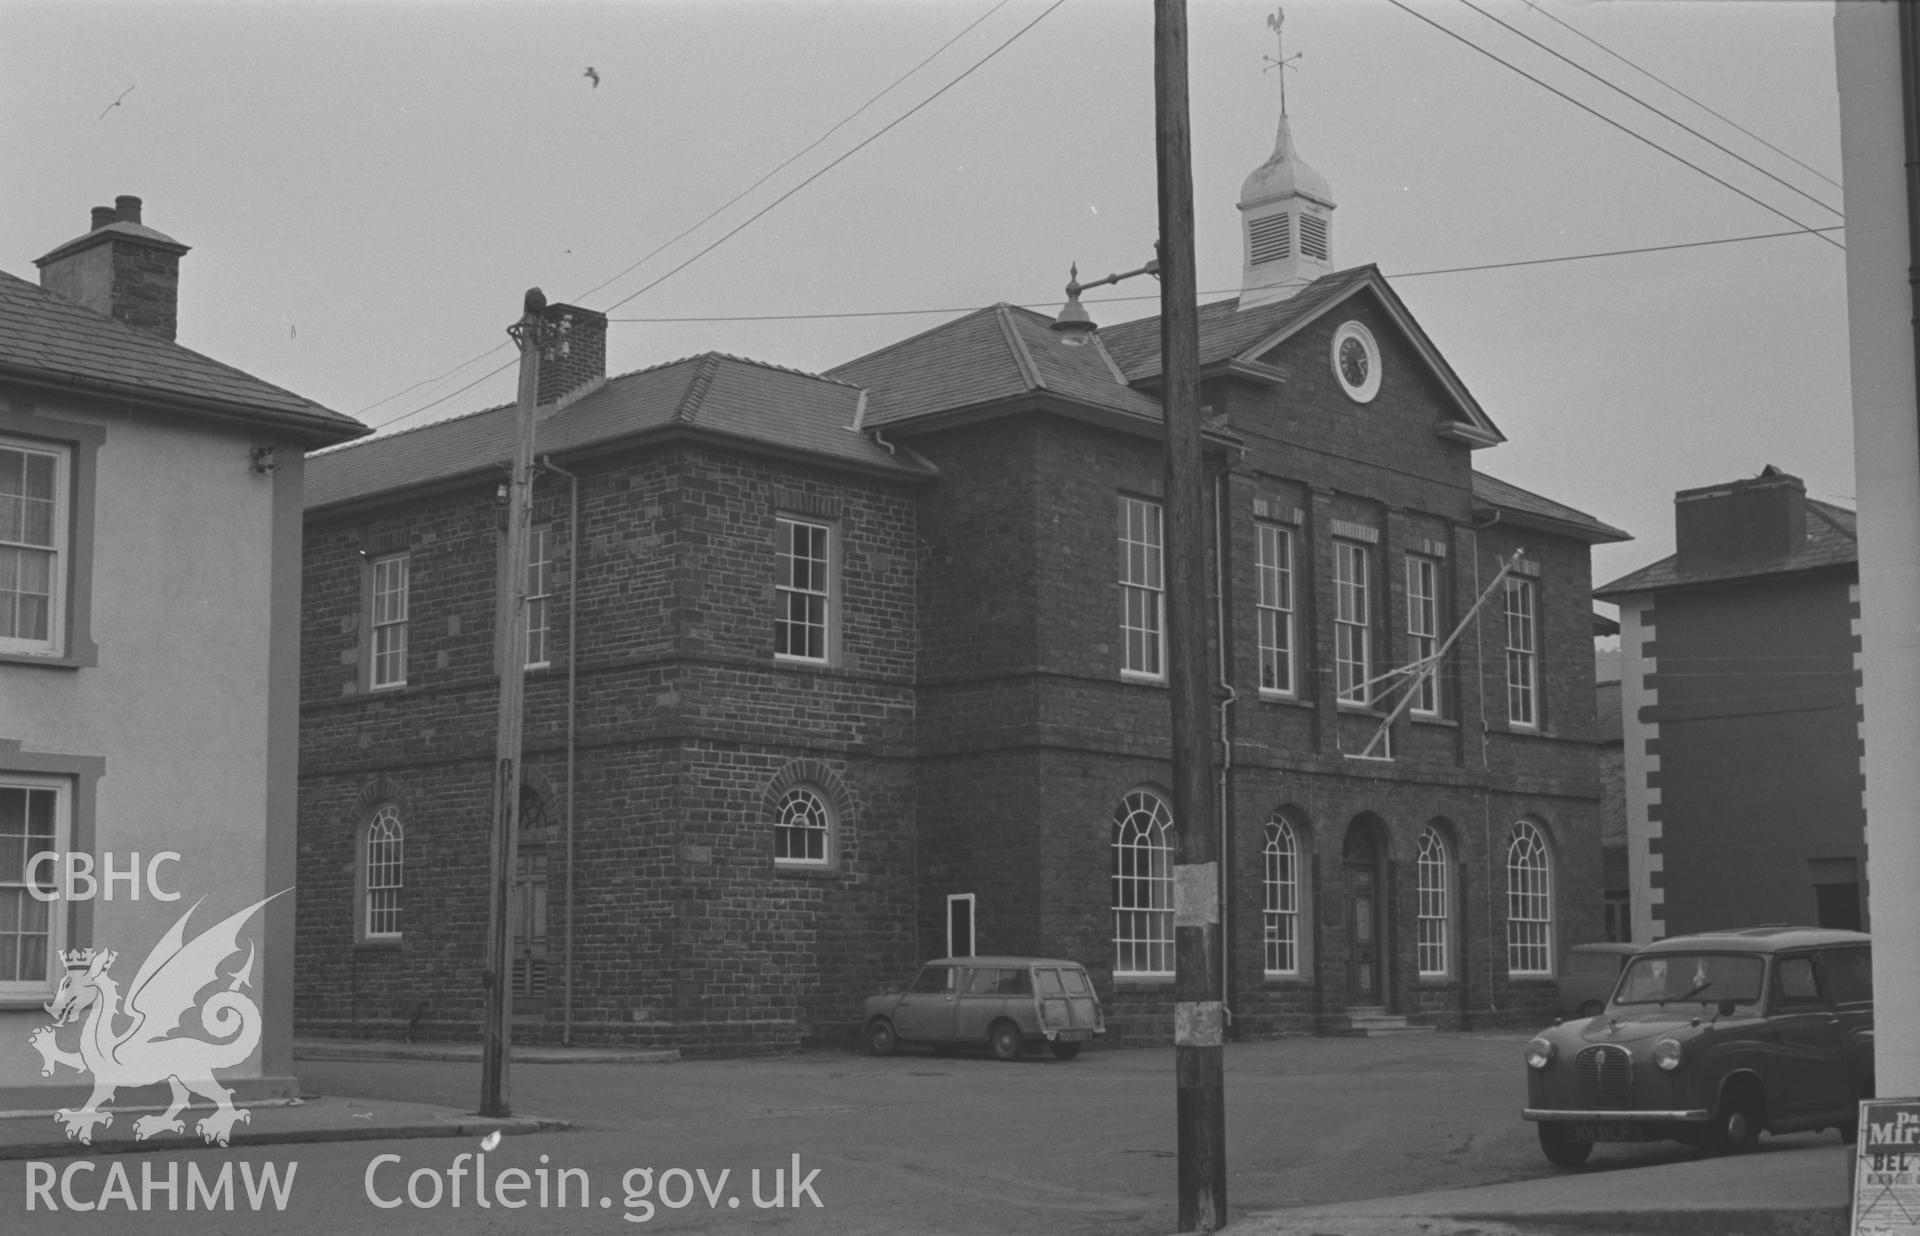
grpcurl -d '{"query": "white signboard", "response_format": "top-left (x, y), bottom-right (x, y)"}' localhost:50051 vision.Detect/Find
top-left (1853, 1099), bottom-right (1920, 1235)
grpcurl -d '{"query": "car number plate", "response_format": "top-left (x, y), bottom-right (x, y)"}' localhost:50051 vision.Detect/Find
top-left (1567, 1123), bottom-right (1652, 1143)
top-left (1056, 1030), bottom-right (1092, 1042)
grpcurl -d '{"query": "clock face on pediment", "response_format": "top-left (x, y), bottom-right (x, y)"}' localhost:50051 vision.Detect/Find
top-left (1331, 320), bottom-right (1382, 404)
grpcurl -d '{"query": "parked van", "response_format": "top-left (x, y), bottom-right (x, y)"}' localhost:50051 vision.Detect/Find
top-left (862, 957), bottom-right (1106, 1061)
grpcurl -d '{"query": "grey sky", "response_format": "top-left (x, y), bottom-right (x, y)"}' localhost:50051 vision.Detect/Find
top-left (0, 0), bottom-right (1850, 589)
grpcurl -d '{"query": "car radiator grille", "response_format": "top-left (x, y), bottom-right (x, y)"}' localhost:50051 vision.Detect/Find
top-left (1574, 1045), bottom-right (1633, 1108)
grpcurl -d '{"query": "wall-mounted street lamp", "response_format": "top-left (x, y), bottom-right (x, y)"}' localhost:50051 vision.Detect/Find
top-left (1049, 256), bottom-right (1160, 346)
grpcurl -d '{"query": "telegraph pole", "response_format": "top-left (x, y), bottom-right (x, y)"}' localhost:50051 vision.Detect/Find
top-left (1155, 1), bottom-right (1228, 1228)
top-left (481, 287), bottom-right (555, 1119)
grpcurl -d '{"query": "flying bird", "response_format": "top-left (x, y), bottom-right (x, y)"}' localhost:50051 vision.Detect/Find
top-left (99, 84), bottom-right (135, 120)
top-left (583, 67), bottom-right (600, 88)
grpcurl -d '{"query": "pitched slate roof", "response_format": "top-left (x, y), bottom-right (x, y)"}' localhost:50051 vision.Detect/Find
top-left (306, 351), bottom-right (934, 513)
top-left (1471, 471), bottom-right (1631, 544)
top-left (826, 303), bottom-right (1165, 429)
top-left (1594, 497), bottom-right (1855, 597)
top-left (0, 268), bottom-right (362, 444)
top-left (830, 265), bottom-right (1502, 448)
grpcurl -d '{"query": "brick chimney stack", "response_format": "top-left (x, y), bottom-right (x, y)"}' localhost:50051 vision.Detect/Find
top-left (535, 303), bottom-right (608, 406)
top-left (34, 195), bottom-right (191, 341)
top-left (1674, 466), bottom-right (1808, 574)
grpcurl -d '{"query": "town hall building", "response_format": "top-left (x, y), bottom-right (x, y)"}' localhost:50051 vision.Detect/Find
top-left (295, 96), bottom-right (1627, 1051)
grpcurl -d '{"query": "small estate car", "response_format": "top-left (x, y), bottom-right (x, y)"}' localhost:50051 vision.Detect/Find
top-left (1524, 927), bottom-right (1873, 1167)
top-left (862, 957), bottom-right (1106, 1061)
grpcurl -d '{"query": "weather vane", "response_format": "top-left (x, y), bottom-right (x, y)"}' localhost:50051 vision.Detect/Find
top-left (1263, 7), bottom-right (1302, 116)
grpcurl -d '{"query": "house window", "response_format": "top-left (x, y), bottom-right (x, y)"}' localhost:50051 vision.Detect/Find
top-left (1263, 819), bottom-right (1300, 976)
top-left (1417, 827), bottom-right (1450, 977)
top-left (1334, 541), bottom-right (1371, 704)
top-left (0, 439), bottom-right (66, 657)
top-left (1257, 523), bottom-right (1295, 695)
top-left (774, 516), bottom-right (830, 663)
top-left (370, 553), bottom-right (409, 690)
top-left (1506, 820), bottom-right (1553, 976)
top-left (1112, 790), bottom-right (1173, 976)
top-left (773, 786), bottom-right (831, 867)
top-left (526, 525), bottom-right (552, 669)
top-left (1119, 497), bottom-right (1165, 679)
top-left (1505, 576), bottom-right (1538, 728)
top-left (363, 803), bottom-right (403, 940)
top-left (0, 776), bottom-right (64, 999)
top-left (1405, 555), bottom-right (1440, 716)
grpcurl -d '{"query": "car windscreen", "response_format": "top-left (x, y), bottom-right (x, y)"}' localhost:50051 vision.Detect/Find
top-left (1614, 953), bottom-right (1764, 1006)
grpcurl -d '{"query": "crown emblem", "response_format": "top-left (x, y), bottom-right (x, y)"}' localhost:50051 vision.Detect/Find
top-left (61, 948), bottom-right (98, 970)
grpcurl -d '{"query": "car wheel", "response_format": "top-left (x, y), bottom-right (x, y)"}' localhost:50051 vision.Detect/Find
top-left (1050, 1040), bottom-right (1083, 1061)
top-left (989, 1020), bottom-right (1025, 1062)
top-left (1576, 1000), bottom-right (1603, 1018)
top-left (866, 1018), bottom-right (897, 1058)
top-left (1537, 1123), bottom-right (1593, 1168)
top-left (1705, 1085), bottom-right (1764, 1156)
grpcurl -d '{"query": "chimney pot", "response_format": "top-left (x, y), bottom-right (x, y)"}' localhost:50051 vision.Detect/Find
top-left (115, 195), bottom-right (142, 224)
top-left (90, 206), bottom-right (118, 231)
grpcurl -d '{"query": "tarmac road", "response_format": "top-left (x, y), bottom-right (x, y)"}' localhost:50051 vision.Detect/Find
top-left (290, 1030), bottom-right (1797, 1231)
top-left (0, 1031), bottom-right (1848, 1234)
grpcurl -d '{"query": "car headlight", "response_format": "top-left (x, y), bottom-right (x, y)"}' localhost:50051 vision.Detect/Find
top-left (1653, 1038), bottom-right (1684, 1071)
top-left (1525, 1037), bottom-right (1556, 1070)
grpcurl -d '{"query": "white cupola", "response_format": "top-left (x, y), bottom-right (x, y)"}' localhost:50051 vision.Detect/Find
top-left (1237, 68), bottom-right (1333, 309)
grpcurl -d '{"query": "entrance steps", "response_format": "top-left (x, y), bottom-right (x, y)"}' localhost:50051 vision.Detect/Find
top-left (1340, 1007), bottom-right (1436, 1036)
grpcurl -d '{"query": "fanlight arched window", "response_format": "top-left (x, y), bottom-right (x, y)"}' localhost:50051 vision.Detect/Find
top-left (1112, 791), bottom-right (1174, 976)
top-left (364, 804), bottom-right (403, 939)
top-left (1417, 827), bottom-right (1449, 977)
top-left (1506, 821), bottom-right (1553, 976)
top-left (1263, 819), bottom-right (1300, 975)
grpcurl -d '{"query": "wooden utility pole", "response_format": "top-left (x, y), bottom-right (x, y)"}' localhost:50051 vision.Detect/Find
top-left (1155, 1), bottom-right (1228, 1228)
top-left (481, 287), bottom-right (548, 1119)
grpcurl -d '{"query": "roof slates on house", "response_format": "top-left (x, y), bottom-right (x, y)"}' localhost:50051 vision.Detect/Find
top-left (1595, 498), bottom-right (1855, 597)
top-left (0, 269), bottom-right (361, 440)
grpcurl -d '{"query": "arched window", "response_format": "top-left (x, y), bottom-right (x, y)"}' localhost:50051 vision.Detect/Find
top-left (364, 804), bottom-right (403, 940)
top-left (774, 786), bottom-right (832, 867)
top-left (1263, 819), bottom-right (1300, 975)
top-left (1506, 820), bottom-right (1552, 976)
top-left (1112, 790), bottom-right (1174, 976)
top-left (1417, 827), bottom-right (1450, 977)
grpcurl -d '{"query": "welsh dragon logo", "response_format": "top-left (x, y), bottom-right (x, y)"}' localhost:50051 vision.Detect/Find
top-left (28, 891), bottom-right (284, 1147)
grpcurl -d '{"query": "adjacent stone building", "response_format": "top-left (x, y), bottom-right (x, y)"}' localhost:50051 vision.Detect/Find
top-left (1596, 467), bottom-right (1863, 942)
top-left (296, 101), bottom-right (1627, 1051)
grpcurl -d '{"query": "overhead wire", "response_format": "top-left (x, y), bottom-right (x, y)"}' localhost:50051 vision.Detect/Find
top-left (599, 224), bottom-right (1845, 326)
top-left (1382, 0), bottom-right (1844, 251)
top-left (1455, 0), bottom-right (1841, 220)
top-left (358, 0), bottom-right (1041, 434)
top-left (1519, 0), bottom-right (1842, 195)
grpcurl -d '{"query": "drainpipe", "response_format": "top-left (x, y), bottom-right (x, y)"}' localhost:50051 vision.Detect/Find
top-left (1213, 466), bottom-right (1237, 1029)
top-left (540, 455), bottom-right (581, 1045)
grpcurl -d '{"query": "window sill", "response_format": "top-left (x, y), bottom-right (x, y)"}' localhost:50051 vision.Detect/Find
top-left (0, 995), bottom-right (54, 1011)
top-left (1258, 690), bottom-right (1308, 706)
top-left (1113, 975), bottom-right (1174, 990)
top-left (355, 937), bottom-right (403, 950)
top-left (1262, 974), bottom-right (1312, 985)
top-left (1120, 672), bottom-right (1168, 687)
top-left (773, 863), bottom-right (839, 879)
top-left (1507, 974), bottom-right (1556, 984)
top-left (0, 650), bottom-right (86, 670)
top-left (1410, 714), bottom-right (1458, 728)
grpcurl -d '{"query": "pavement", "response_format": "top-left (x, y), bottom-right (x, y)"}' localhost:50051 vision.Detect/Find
top-left (1221, 1136), bottom-right (1855, 1236)
top-left (0, 1040), bottom-right (1861, 1235)
top-left (0, 1039), bottom-right (673, 1162)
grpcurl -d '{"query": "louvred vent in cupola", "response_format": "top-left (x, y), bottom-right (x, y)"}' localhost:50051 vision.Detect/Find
top-left (1299, 214), bottom-right (1329, 261)
top-left (1249, 213), bottom-right (1292, 265)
